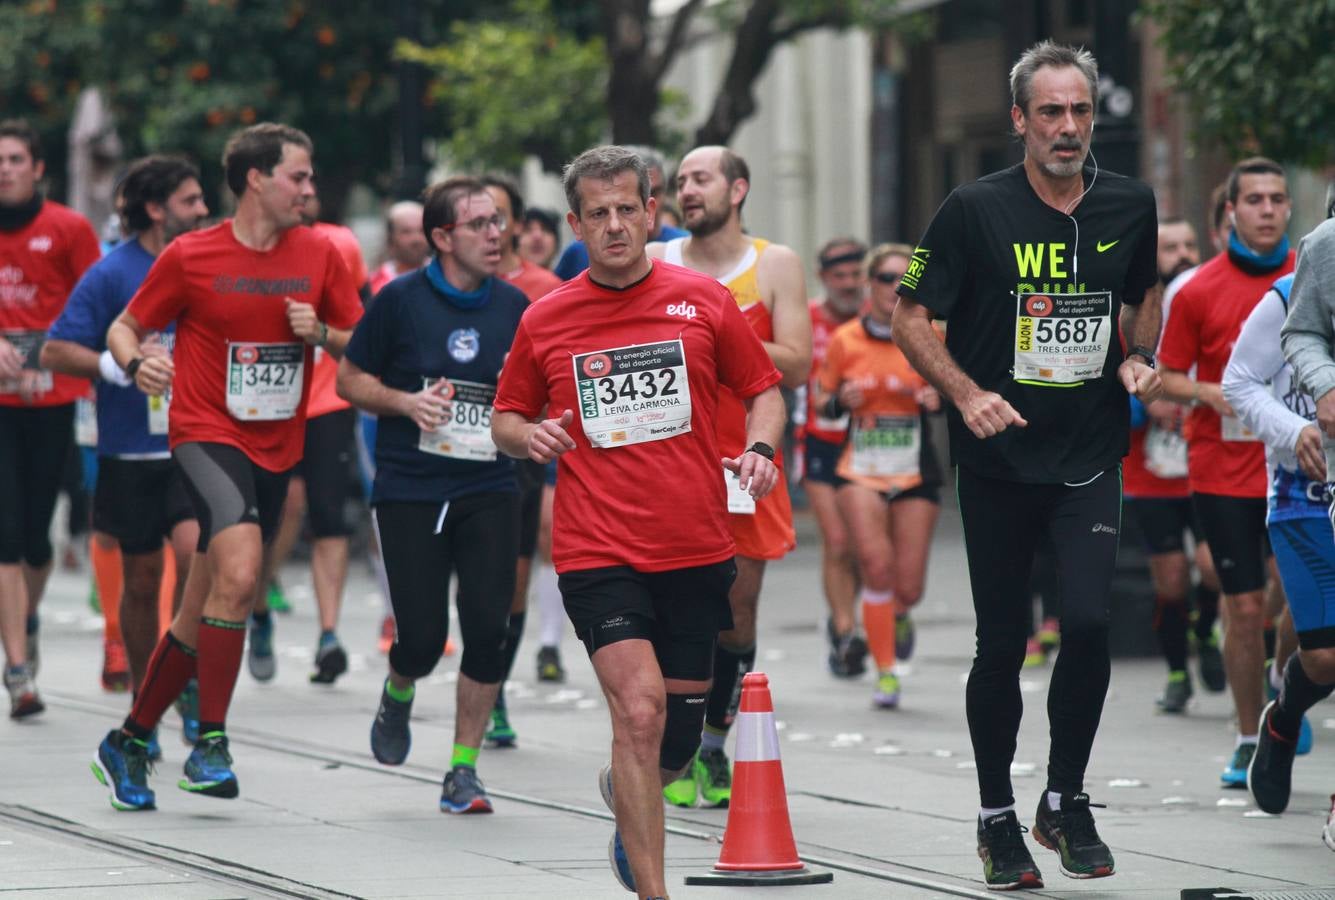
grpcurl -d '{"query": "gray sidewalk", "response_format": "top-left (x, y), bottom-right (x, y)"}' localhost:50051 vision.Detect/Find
top-left (3, 504), bottom-right (1334, 898)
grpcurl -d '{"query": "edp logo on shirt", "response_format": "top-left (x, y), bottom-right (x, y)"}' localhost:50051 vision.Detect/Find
top-left (448, 327), bottom-right (480, 363)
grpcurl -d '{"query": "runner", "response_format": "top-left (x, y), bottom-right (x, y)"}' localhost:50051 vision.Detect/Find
top-left (0, 118), bottom-right (101, 718)
top-left (43, 156), bottom-right (207, 766)
top-left (1159, 156), bottom-right (1295, 787)
top-left (892, 41), bottom-right (1161, 888)
top-left (91, 123), bottom-right (362, 809)
top-left (648, 144), bottom-right (810, 810)
top-left (814, 243), bottom-right (942, 707)
top-left (339, 175), bottom-right (527, 814)
top-left (801, 237), bottom-right (869, 677)
top-left (492, 143), bottom-right (784, 900)
top-left (518, 206), bottom-right (561, 270)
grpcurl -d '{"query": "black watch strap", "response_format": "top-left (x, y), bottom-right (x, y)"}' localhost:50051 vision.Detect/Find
top-left (125, 357), bottom-right (145, 380)
top-left (1128, 345), bottom-right (1156, 368)
top-left (747, 441), bottom-right (775, 461)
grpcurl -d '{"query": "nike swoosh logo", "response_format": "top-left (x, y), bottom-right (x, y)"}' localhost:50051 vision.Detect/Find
top-left (1096, 240), bottom-right (1119, 253)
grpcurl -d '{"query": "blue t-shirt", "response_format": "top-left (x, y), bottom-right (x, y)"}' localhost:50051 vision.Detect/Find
top-left (553, 224), bottom-right (689, 281)
top-left (344, 267), bottom-right (528, 504)
top-left (48, 239), bottom-right (174, 458)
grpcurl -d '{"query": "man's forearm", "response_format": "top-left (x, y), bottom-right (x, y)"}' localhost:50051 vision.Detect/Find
top-left (336, 366), bottom-right (408, 418)
top-left (1159, 369), bottom-right (1200, 406)
top-left (893, 310), bottom-right (976, 407)
top-left (742, 386), bottom-right (786, 449)
top-left (106, 318), bottom-right (145, 370)
top-left (492, 410), bottom-right (537, 459)
top-left (39, 340), bottom-right (100, 380)
top-left (1122, 284), bottom-right (1162, 356)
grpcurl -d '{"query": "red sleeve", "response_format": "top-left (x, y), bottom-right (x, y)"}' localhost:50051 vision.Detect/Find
top-left (65, 215), bottom-right (101, 285)
top-left (1157, 283), bottom-right (1198, 372)
top-left (715, 287), bottom-right (782, 399)
top-left (493, 322), bottom-right (546, 418)
top-left (126, 241), bottom-right (187, 331)
top-left (319, 242), bottom-right (363, 330)
top-left (818, 331), bottom-right (845, 393)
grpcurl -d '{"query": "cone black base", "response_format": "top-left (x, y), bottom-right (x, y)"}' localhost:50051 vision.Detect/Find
top-left (685, 866), bottom-right (834, 886)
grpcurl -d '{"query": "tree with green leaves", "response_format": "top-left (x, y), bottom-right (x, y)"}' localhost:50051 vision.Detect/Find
top-left (1141, 0), bottom-right (1335, 168)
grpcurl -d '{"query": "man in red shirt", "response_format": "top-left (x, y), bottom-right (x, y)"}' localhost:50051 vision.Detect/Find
top-left (1159, 156), bottom-right (1295, 787)
top-left (493, 145), bottom-right (784, 899)
top-left (94, 123), bottom-right (362, 809)
top-left (0, 118), bottom-right (101, 719)
top-left (369, 201), bottom-right (429, 295)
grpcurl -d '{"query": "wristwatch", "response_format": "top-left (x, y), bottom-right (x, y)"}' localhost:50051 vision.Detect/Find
top-left (125, 357), bottom-right (145, 380)
top-left (746, 441), bottom-right (775, 461)
top-left (1127, 345), bottom-right (1156, 368)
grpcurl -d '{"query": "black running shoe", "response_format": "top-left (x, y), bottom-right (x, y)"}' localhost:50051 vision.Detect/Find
top-left (370, 682), bottom-right (413, 765)
top-left (310, 640), bottom-right (348, 685)
top-left (1197, 634), bottom-right (1226, 693)
top-left (826, 620), bottom-right (867, 679)
top-left (976, 810), bottom-right (1043, 890)
top-left (1248, 699), bottom-right (1298, 814)
top-left (1032, 793), bottom-right (1114, 879)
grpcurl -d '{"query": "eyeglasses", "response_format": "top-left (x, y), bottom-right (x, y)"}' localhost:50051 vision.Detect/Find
top-left (444, 213), bottom-right (507, 233)
top-left (874, 271), bottom-right (906, 284)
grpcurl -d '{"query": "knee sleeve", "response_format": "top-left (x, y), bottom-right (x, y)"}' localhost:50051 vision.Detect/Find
top-left (660, 692), bottom-right (708, 773)
top-left (389, 636), bottom-right (444, 681)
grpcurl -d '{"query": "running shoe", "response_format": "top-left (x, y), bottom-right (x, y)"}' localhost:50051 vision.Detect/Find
top-left (485, 701), bottom-right (517, 748)
top-left (895, 613), bottom-right (916, 661)
top-left (102, 637), bottom-right (131, 693)
top-left (1022, 635), bottom-right (1046, 668)
top-left (1221, 742), bottom-right (1256, 789)
top-left (1036, 616), bottom-right (1060, 653)
top-left (976, 810), bottom-right (1043, 890)
top-left (266, 579), bottom-right (292, 614)
top-left (1248, 699), bottom-right (1298, 814)
top-left (662, 768), bottom-right (697, 807)
top-left (873, 671), bottom-right (901, 708)
top-left (1324, 795), bottom-right (1335, 851)
top-left (1197, 633), bottom-right (1226, 692)
top-left (4, 665), bottom-right (43, 719)
top-left (599, 763), bottom-right (615, 811)
top-left (247, 613), bottom-right (276, 682)
top-left (370, 681), bottom-right (413, 765)
top-left (175, 678), bottom-right (200, 745)
top-left (609, 829), bottom-right (635, 892)
top-left (1155, 670), bottom-right (1192, 714)
top-left (377, 614), bottom-right (395, 654)
top-left (439, 765), bottom-right (493, 814)
top-left (310, 638), bottom-right (348, 685)
top-left (25, 614), bottom-right (39, 677)
top-left (179, 732), bottom-right (239, 798)
top-left (536, 645), bottom-right (566, 682)
top-left (146, 729), bottom-right (163, 763)
top-left (826, 621), bottom-right (868, 678)
top-left (1031, 792), bottom-right (1114, 879)
top-left (695, 746), bottom-right (732, 808)
top-left (91, 730), bottom-right (155, 811)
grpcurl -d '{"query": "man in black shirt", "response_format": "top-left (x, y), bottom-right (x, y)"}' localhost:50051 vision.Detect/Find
top-left (893, 41), bottom-right (1161, 890)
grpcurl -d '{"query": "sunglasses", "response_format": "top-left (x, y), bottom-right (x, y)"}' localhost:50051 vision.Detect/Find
top-left (874, 271), bottom-right (906, 284)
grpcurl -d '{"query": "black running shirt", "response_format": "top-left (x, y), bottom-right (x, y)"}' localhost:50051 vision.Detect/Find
top-left (898, 164), bottom-right (1157, 484)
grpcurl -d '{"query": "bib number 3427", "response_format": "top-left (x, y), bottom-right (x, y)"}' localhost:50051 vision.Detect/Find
top-left (226, 342), bottom-right (303, 421)
top-left (1013, 291), bottom-right (1112, 385)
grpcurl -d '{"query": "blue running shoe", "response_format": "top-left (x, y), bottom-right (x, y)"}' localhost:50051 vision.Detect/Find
top-left (91, 730), bottom-right (155, 811)
top-left (439, 765), bottom-right (493, 814)
top-left (609, 830), bottom-right (635, 892)
top-left (1221, 742), bottom-right (1256, 789)
top-left (146, 729), bottom-right (163, 763)
top-left (370, 681), bottom-right (413, 765)
top-left (247, 614), bottom-right (276, 682)
top-left (175, 678), bottom-right (200, 745)
top-left (180, 732), bottom-right (239, 798)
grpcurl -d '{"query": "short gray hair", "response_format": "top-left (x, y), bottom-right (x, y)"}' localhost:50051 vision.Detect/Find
top-left (1009, 40), bottom-right (1099, 114)
top-left (562, 145), bottom-right (650, 216)
top-left (623, 144), bottom-right (667, 179)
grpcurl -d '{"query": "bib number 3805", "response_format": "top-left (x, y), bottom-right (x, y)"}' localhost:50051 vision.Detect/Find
top-left (226, 342), bottom-right (303, 421)
top-left (1013, 291), bottom-right (1112, 385)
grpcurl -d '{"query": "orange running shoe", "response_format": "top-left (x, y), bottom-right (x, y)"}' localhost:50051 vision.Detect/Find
top-left (102, 638), bottom-right (131, 693)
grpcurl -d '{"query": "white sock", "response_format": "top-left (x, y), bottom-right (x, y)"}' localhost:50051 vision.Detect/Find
top-left (1236, 732), bottom-right (1259, 747)
top-left (979, 804), bottom-right (1014, 820)
top-left (536, 563), bottom-right (564, 647)
top-left (1046, 790), bottom-right (1063, 811)
top-left (1269, 658), bottom-right (1285, 694)
top-left (699, 729), bottom-right (726, 753)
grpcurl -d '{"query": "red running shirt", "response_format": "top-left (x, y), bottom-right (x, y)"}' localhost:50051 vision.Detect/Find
top-left (502, 259), bottom-right (561, 303)
top-left (1158, 251), bottom-right (1294, 497)
top-left (307, 223), bottom-right (368, 418)
top-left (494, 261), bottom-right (782, 573)
top-left (0, 201), bottom-right (101, 407)
top-left (127, 221), bottom-right (363, 472)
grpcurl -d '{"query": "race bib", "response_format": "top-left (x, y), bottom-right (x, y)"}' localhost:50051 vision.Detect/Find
top-left (1143, 424), bottom-right (1188, 479)
top-left (1221, 415), bottom-right (1257, 443)
top-left (225, 342), bottom-right (303, 421)
top-left (148, 391), bottom-right (170, 435)
top-left (850, 414), bottom-right (920, 477)
top-left (74, 395), bottom-right (97, 446)
top-left (1013, 291), bottom-right (1112, 385)
top-left (418, 378), bottom-right (498, 461)
top-left (0, 330), bottom-right (53, 394)
top-left (724, 467), bottom-right (756, 514)
top-left (574, 339), bottom-right (692, 448)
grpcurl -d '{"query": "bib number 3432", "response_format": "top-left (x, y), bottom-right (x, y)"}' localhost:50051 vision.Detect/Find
top-left (226, 342), bottom-right (303, 421)
top-left (573, 339), bottom-right (692, 448)
top-left (1013, 291), bottom-right (1112, 385)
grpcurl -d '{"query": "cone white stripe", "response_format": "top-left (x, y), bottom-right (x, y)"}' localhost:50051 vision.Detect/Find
top-left (733, 711), bottom-right (781, 762)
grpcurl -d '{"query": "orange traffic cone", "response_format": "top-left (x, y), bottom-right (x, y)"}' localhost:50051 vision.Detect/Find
top-left (686, 672), bottom-right (832, 886)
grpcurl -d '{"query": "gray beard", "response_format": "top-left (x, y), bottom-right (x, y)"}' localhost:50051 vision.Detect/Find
top-left (1041, 157), bottom-right (1085, 179)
